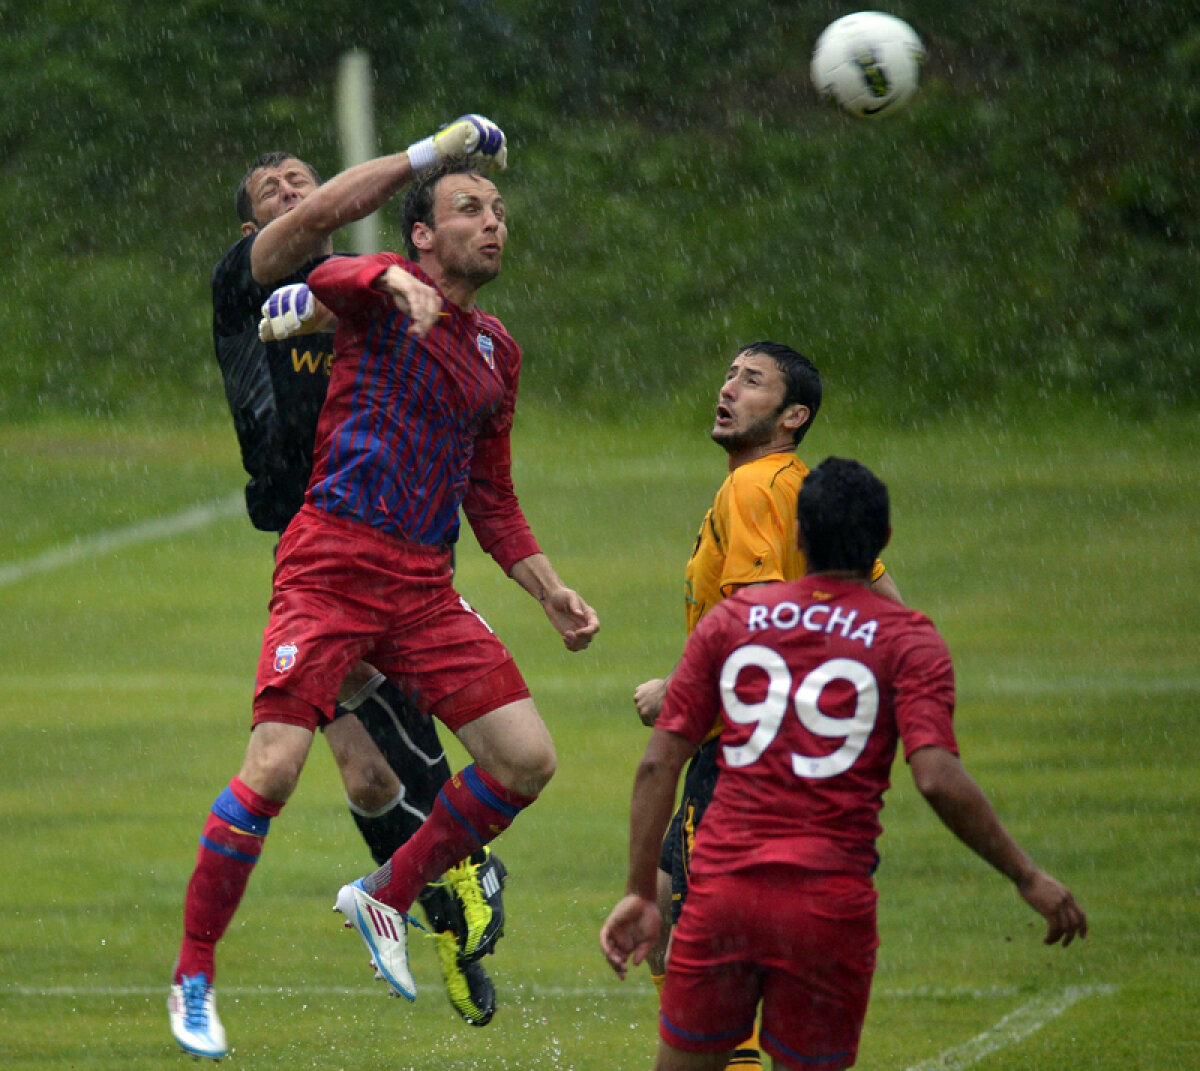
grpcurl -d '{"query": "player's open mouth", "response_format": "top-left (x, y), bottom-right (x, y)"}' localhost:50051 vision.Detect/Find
top-left (714, 404), bottom-right (733, 425)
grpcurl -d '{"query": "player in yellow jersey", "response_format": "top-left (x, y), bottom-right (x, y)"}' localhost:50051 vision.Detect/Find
top-left (634, 341), bottom-right (902, 1070)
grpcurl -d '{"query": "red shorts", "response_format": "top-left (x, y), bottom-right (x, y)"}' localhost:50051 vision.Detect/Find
top-left (253, 506), bottom-right (529, 732)
top-left (660, 866), bottom-right (878, 1070)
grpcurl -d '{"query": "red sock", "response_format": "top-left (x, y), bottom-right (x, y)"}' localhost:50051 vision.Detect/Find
top-left (369, 764), bottom-right (533, 911)
top-left (175, 778), bottom-right (284, 984)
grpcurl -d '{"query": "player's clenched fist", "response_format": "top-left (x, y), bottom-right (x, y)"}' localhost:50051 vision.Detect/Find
top-left (406, 114), bottom-right (507, 175)
top-left (259, 283), bottom-right (316, 342)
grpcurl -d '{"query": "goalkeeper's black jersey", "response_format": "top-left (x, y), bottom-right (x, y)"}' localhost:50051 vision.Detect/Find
top-left (211, 234), bottom-right (334, 532)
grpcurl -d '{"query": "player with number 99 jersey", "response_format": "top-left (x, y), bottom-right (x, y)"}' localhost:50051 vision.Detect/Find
top-left (655, 573), bottom-right (956, 1066)
top-left (659, 573), bottom-right (957, 882)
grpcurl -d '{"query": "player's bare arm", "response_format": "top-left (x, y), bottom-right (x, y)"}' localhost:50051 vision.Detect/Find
top-left (251, 153), bottom-right (416, 284)
top-left (249, 115), bottom-right (508, 285)
top-left (601, 728), bottom-right (696, 977)
top-left (374, 264), bottom-right (443, 338)
top-left (508, 553), bottom-right (600, 652)
top-left (909, 745), bottom-right (1088, 946)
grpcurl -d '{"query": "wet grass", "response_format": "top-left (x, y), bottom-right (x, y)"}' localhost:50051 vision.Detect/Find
top-left (0, 404), bottom-right (1197, 1069)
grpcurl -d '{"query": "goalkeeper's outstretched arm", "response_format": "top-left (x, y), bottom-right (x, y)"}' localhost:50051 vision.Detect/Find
top-left (251, 115), bottom-right (508, 286)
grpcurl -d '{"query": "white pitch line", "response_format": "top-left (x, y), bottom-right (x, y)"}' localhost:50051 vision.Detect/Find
top-left (0, 983), bottom-right (645, 1000)
top-left (0, 494), bottom-right (243, 589)
top-left (903, 984), bottom-right (1118, 1071)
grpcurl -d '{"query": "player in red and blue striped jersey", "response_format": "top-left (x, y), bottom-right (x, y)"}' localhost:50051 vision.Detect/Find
top-left (203, 129), bottom-right (510, 1038)
top-left (305, 163), bottom-right (599, 999)
top-left (172, 149), bottom-right (598, 1050)
top-left (170, 122), bottom-right (588, 1059)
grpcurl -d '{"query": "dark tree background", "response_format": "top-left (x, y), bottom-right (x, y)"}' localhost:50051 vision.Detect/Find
top-left (2, 0), bottom-right (1196, 421)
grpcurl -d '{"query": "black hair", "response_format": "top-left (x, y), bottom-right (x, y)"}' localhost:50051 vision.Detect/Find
top-left (797, 457), bottom-right (890, 574)
top-left (234, 153), bottom-right (322, 224)
top-left (738, 341), bottom-right (822, 445)
top-left (400, 160), bottom-right (487, 259)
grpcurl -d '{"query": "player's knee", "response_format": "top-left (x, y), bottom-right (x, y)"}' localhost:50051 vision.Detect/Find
top-left (342, 764), bottom-right (401, 813)
top-left (506, 739), bottom-right (557, 798)
top-left (253, 752), bottom-right (305, 800)
top-left (338, 750), bottom-right (401, 812)
top-left (528, 741), bottom-right (557, 793)
top-left (239, 741), bottom-right (305, 802)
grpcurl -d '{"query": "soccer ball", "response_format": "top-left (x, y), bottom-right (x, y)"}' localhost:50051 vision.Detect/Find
top-left (810, 11), bottom-right (924, 119)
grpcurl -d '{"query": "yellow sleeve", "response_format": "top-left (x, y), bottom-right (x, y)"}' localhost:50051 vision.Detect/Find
top-left (684, 507), bottom-right (723, 634)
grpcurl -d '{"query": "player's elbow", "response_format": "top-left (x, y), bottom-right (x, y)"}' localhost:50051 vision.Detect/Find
top-left (633, 729), bottom-right (694, 798)
top-left (634, 755), bottom-right (669, 784)
top-left (909, 746), bottom-right (962, 804)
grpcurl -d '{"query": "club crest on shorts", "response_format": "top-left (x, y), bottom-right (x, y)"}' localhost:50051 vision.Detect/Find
top-left (273, 643), bottom-right (299, 673)
top-left (476, 332), bottom-right (495, 369)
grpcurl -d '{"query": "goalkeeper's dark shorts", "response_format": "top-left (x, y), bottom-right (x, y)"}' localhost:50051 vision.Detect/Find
top-left (658, 735), bottom-right (721, 923)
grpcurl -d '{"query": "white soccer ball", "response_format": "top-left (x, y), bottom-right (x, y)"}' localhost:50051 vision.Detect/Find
top-left (810, 11), bottom-right (925, 119)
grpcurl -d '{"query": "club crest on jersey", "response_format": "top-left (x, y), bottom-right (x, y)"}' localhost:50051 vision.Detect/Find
top-left (273, 643), bottom-right (298, 673)
top-left (476, 332), bottom-right (496, 369)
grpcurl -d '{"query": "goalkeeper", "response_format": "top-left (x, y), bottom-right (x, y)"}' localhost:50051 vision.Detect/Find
top-left (171, 117), bottom-right (510, 1061)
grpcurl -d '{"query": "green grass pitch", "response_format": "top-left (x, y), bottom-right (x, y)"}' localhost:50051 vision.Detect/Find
top-left (0, 403), bottom-right (1197, 1069)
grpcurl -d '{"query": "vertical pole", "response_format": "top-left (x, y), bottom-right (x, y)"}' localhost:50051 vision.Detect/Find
top-left (337, 49), bottom-right (378, 254)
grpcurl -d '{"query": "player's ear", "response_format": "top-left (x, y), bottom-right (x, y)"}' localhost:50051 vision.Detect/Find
top-left (411, 222), bottom-right (434, 252)
top-left (242, 221), bottom-right (259, 238)
top-left (782, 404), bottom-right (809, 434)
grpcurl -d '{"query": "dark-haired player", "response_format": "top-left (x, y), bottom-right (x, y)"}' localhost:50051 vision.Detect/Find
top-left (305, 160), bottom-right (595, 1003)
top-left (177, 147), bottom-right (598, 1055)
top-left (603, 456), bottom-right (1088, 1071)
top-left (171, 117), bottom-right (512, 1060)
top-left (634, 341), bottom-right (900, 1068)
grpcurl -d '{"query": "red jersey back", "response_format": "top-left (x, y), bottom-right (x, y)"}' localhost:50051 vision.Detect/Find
top-left (657, 575), bottom-right (957, 878)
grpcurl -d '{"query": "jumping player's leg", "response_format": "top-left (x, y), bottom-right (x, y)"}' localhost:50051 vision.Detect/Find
top-left (175, 718), bottom-right (316, 985)
top-left (334, 687), bottom-right (549, 998)
top-left (360, 695), bottom-right (553, 914)
top-left (349, 585), bottom-right (539, 917)
top-left (172, 506), bottom-right (369, 1057)
top-left (329, 664), bottom-right (505, 1024)
top-left (331, 559), bottom-right (536, 997)
top-left (169, 714), bottom-right (316, 1060)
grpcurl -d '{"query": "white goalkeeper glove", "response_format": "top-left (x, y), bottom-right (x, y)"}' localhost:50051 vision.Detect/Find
top-left (406, 114), bottom-right (507, 175)
top-left (258, 283), bottom-right (316, 342)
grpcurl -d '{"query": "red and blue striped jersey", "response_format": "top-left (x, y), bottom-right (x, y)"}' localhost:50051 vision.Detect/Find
top-left (305, 253), bottom-right (539, 572)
